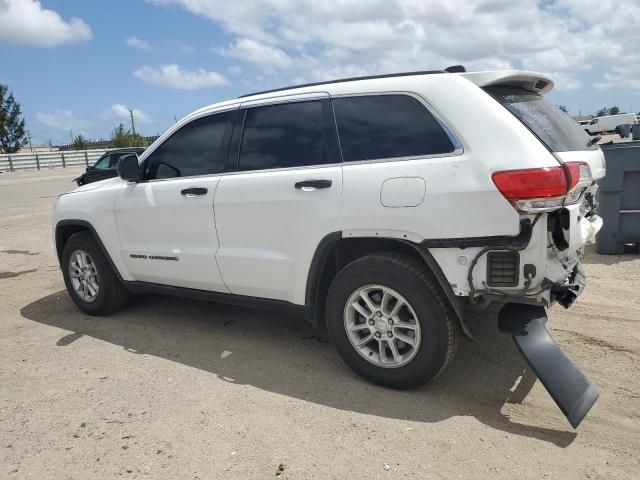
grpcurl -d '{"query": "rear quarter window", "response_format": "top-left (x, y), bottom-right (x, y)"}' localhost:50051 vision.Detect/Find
top-left (485, 86), bottom-right (597, 152)
top-left (332, 94), bottom-right (456, 162)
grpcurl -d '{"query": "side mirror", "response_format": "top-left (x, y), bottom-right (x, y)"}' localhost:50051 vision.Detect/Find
top-left (118, 154), bottom-right (141, 182)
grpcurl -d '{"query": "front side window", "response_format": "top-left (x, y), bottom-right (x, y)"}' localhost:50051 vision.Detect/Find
top-left (238, 100), bottom-right (328, 171)
top-left (332, 94), bottom-right (455, 162)
top-left (144, 112), bottom-right (231, 180)
top-left (93, 154), bottom-right (110, 169)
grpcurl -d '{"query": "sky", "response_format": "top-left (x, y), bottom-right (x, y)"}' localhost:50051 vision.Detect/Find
top-left (0, 0), bottom-right (638, 146)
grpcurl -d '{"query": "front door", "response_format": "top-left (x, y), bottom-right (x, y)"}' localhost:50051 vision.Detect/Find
top-left (214, 96), bottom-right (342, 304)
top-left (114, 109), bottom-right (235, 291)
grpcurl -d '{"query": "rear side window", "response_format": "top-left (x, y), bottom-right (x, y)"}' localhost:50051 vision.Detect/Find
top-left (332, 95), bottom-right (455, 162)
top-left (144, 111), bottom-right (231, 180)
top-left (239, 100), bottom-right (328, 171)
top-left (485, 86), bottom-right (597, 152)
top-left (108, 154), bottom-right (123, 168)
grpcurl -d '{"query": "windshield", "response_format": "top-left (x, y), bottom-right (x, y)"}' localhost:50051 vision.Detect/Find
top-left (485, 86), bottom-right (597, 152)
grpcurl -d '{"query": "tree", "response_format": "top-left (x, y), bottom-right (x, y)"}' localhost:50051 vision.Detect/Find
top-left (608, 106), bottom-right (620, 115)
top-left (0, 84), bottom-right (27, 153)
top-left (72, 134), bottom-right (89, 150)
top-left (594, 107), bottom-right (608, 117)
top-left (111, 123), bottom-right (147, 148)
top-left (557, 105), bottom-right (569, 113)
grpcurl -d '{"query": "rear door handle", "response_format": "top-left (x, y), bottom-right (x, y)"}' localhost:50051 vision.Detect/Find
top-left (181, 187), bottom-right (208, 196)
top-left (295, 179), bottom-right (332, 190)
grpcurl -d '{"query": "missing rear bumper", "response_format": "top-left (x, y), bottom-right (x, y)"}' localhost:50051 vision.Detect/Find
top-left (498, 303), bottom-right (598, 428)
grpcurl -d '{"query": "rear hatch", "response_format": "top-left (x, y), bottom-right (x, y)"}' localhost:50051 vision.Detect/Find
top-left (484, 85), bottom-right (606, 180)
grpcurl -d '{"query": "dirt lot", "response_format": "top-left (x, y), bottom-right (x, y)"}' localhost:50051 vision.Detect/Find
top-left (1, 167), bottom-right (638, 479)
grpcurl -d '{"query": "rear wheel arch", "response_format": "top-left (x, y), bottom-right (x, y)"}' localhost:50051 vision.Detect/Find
top-left (305, 234), bottom-right (469, 336)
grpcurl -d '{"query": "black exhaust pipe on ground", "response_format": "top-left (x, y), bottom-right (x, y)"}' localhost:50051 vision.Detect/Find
top-left (498, 303), bottom-right (599, 429)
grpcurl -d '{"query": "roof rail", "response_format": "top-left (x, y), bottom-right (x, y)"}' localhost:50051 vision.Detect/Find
top-left (238, 69), bottom-right (445, 98)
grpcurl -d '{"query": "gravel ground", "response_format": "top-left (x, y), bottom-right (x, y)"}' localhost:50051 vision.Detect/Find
top-left (1, 167), bottom-right (638, 479)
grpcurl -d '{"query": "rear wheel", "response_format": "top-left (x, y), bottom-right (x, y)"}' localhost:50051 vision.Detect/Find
top-left (62, 231), bottom-right (129, 315)
top-left (326, 253), bottom-right (459, 389)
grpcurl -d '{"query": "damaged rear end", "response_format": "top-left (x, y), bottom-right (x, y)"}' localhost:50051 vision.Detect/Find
top-left (458, 77), bottom-right (605, 427)
top-left (485, 85), bottom-right (605, 308)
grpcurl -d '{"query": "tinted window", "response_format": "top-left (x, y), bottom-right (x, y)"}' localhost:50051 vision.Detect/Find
top-left (144, 112), bottom-right (230, 179)
top-left (238, 101), bottom-right (328, 171)
top-left (94, 154), bottom-right (110, 169)
top-left (108, 154), bottom-right (123, 168)
top-left (486, 86), bottom-right (597, 152)
top-left (332, 95), bottom-right (455, 162)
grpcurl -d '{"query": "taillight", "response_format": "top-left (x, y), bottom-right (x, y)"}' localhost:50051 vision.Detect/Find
top-left (564, 162), bottom-right (592, 204)
top-left (492, 162), bottom-right (592, 212)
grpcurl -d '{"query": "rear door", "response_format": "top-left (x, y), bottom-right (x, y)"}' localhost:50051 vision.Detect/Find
top-left (213, 94), bottom-right (342, 304)
top-left (114, 109), bottom-right (235, 291)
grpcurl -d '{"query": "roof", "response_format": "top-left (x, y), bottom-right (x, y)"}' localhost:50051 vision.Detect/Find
top-left (239, 69), bottom-right (445, 98)
top-left (238, 67), bottom-right (555, 101)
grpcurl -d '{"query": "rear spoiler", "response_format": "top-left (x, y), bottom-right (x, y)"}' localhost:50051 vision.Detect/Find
top-left (459, 70), bottom-right (554, 95)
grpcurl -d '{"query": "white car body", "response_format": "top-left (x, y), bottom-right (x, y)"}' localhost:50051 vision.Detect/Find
top-left (53, 68), bottom-right (605, 324)
top-left (583, 113), bottom-right (636, 135)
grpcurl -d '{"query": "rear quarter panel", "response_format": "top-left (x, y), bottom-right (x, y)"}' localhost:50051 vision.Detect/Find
top-left (337, 75), bottom-right (559, 241)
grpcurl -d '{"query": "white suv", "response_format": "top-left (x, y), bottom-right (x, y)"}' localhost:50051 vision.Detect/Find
top-left (54, 68), bottom-right (605, 425)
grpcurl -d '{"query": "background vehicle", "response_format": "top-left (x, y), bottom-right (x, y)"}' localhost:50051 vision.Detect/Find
top-left (74, 147), bottom-right (145, 186)
top-left (54, 67), bottom-right (605, 427)
top-left (583, 113), bottom-right (636, 135)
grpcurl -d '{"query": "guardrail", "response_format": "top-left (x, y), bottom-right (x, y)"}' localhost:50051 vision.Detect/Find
top-left (0, 149), bottom-right (111, 172)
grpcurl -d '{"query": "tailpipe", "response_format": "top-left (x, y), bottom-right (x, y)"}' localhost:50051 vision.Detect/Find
top-left (498, 303), bottom-right (598, 428)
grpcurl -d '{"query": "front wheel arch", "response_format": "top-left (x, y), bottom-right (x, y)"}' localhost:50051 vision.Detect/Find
top-left (55, 220), bottom-right (124, 282)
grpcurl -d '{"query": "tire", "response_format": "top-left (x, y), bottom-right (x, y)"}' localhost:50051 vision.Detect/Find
top-left (325, 253), bottom-right (460, 389)
top-left (61, 231), bottom-right (129, 315)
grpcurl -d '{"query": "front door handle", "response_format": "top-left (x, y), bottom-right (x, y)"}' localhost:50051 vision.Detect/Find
top-left (294, 179), bottom-right (332, 190)
top-left (181, 187), bottom-right (208, 196)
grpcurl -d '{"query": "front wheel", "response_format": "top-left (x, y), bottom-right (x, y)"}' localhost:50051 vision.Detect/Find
top-left (325, 253), bottom-right (460, 389)
top-left (62, 231), bottom-right (129, 315)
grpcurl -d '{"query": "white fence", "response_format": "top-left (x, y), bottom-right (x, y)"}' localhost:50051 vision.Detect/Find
top-left (0, 149), bottom-right (111, 172)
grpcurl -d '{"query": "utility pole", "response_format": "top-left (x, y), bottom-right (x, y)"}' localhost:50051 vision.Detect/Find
top-left (129, 109), bottom-right (137, 135)
top-left (26, 130), bottom-right (33, 152)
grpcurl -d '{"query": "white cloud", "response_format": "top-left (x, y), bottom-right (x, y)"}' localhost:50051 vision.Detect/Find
top-left (34, 105), bottom-right (156, 142)
top-left (34, 110), bottom-right (91, 134)
top-left (107, 104), bottom-right (150, 123)
top-left (147, 0), bottom-right (640, 93)
top-left (126, 36), bottom-right (152, 51)
top-left (0, 0), bottom-right (91, 47)
top-left (134, 64), bottom-right (228, 90)
top-left (219, 38), bottom-right (292, 69)
top-left (595, 67), bottom-right (640, 91)
top-left (548, 72), bottom-right (583, 92)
